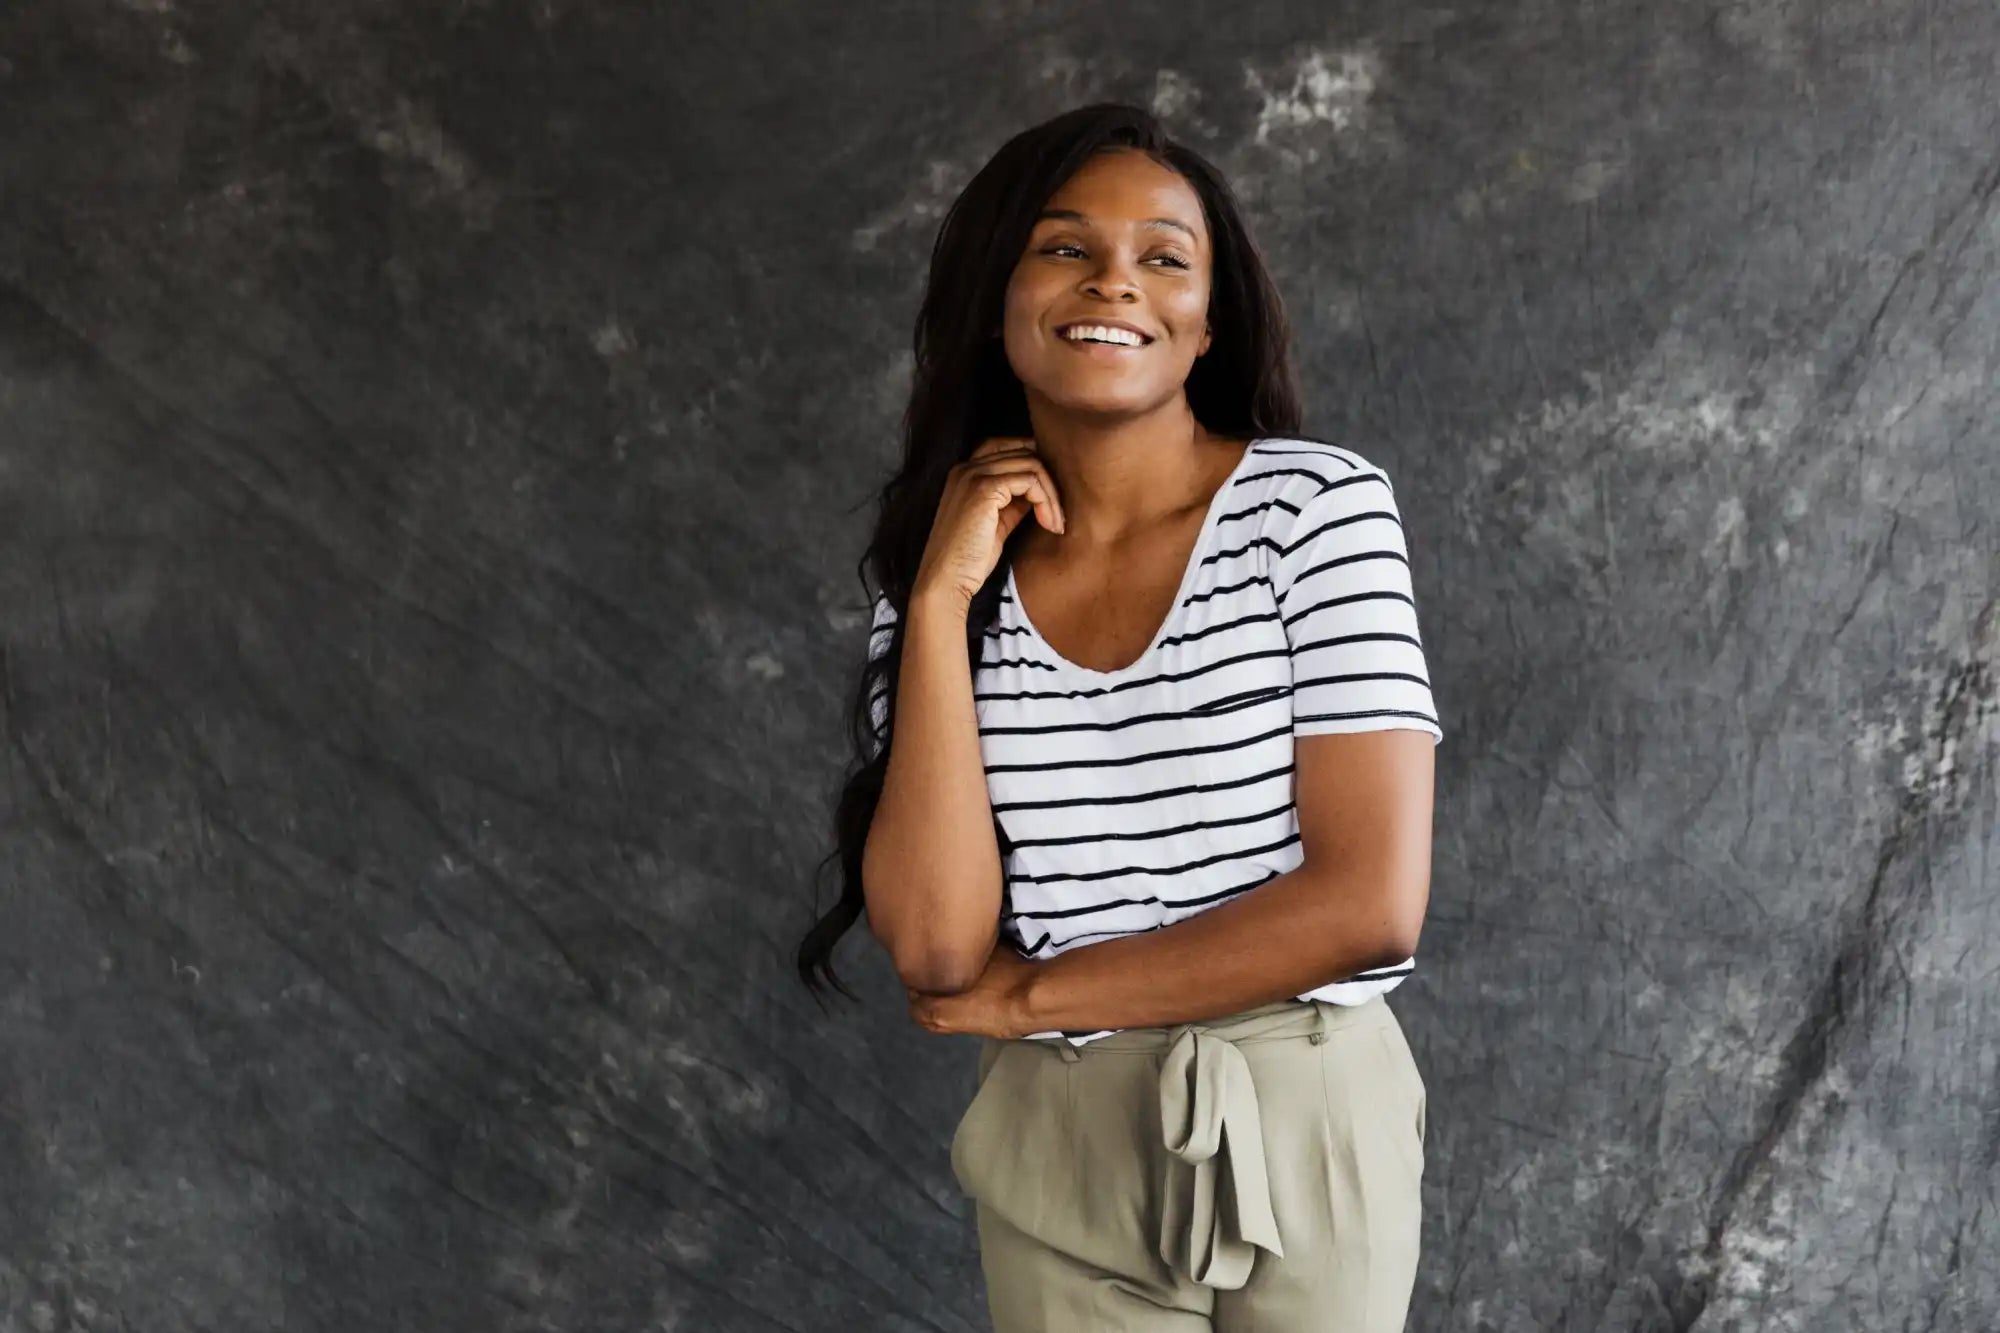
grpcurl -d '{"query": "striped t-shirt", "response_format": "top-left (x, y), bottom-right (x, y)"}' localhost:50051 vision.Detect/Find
top-left (865, 436), bottom-right (1443, 1045)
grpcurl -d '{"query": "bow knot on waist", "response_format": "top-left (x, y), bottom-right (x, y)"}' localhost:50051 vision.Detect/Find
top-left (1155, 1025), bottom-right (1284, 1289)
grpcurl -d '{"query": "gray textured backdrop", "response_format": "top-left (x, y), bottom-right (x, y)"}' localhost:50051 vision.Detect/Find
top-left (2, 2), bottom-right (1996, 1330)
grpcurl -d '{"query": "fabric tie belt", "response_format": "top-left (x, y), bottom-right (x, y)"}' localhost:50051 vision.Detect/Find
top-left (1031, 997), bottom-right (1349, 1291)
top-left (1153, 1023), bottom-right (1287, 1289)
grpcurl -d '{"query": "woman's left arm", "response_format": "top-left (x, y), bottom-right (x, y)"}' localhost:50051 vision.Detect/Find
top-left (907, 727), bottom-right (1434, 1039)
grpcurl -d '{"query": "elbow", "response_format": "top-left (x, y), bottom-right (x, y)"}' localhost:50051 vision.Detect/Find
top-left (891, 911), bottom-right (997, 994)
top-left (862, 845), bottom-right (1003, 994)
top-left (1381, 923), bottom-right (1421, 964)
top-left (866, 913), bottom-right (991, 996)
top-left (1381, 893), bottom-right (1427, 962)
top-left (1362, 873), bottom-right (1427, 964)
top-left (879, 930), bottom-right (985, 994)
top-left (897, 952), bottom-right (984, 997)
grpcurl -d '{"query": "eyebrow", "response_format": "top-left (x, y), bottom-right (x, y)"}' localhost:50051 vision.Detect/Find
top-left (1034, 208), bottom-right (1200, 243)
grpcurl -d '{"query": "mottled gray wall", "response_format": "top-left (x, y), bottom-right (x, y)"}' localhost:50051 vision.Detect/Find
top-left (1, 1), bottom-right (1995, 1330)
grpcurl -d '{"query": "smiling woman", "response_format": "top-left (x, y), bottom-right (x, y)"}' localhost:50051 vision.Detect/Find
top-left (798, 102), bottom-right (1437, 1332)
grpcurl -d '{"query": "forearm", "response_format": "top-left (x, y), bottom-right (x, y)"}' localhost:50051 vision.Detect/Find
top-left (1016, 860), bottom-right (1417, 1034)
top-left (862, 588), bottom-right (1003, 991)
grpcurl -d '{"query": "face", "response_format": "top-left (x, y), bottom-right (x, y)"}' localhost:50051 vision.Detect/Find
top-left (1000, 148), bottom-right (1214, 417)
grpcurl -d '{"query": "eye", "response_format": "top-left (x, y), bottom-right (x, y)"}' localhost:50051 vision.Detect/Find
top-left (1041, 244), bottom-right (1192, 269)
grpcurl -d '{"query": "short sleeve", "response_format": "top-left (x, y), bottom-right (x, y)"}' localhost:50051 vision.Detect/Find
top-left (863, 592), bottom-right (899, 760)
top-left (1269, 465), bottom-right (1444, 745)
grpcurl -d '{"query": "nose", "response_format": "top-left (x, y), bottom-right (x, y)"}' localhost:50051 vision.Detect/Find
top-left (1080, 252), bottom-right (1143, 302)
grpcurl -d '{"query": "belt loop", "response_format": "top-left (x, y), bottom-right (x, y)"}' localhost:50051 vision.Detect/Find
top-left (1055, 1038), bottom-right (1082, 1062)
top-left (1308, 1001), bottom-right (1328, 1044)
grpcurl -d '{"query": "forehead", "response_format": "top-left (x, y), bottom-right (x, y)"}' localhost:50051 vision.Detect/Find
top-left (1036, 151), bottom-right (1207, 244)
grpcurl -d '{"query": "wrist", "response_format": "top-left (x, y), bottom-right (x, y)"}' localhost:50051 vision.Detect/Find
top-left (909, 580), bottom-right (971, 624)
top-left (1010, 957), bottom-right (1052, 1035)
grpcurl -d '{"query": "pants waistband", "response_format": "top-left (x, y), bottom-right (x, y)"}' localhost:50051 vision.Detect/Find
top-left (1037, 993), bottom-right (1383, 1061)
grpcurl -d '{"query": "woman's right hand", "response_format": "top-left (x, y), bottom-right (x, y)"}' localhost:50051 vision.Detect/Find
top-left (912, 436), bottom-right (1066, 611)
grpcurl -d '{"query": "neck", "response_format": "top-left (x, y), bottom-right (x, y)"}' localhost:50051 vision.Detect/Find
top-left (1020, 401), bottom-right (1224, 542)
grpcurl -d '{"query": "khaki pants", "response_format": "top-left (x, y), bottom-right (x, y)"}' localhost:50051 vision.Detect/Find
top-left (949, 994), bottom-right (1426, 1331)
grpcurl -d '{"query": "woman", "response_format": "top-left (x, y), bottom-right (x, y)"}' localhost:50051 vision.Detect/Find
top-left (798, 103), bottom-right (1442, 1331)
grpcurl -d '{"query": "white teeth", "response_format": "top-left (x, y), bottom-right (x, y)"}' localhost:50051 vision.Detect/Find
top-left (1061, 324), bottom-right (1145, 346)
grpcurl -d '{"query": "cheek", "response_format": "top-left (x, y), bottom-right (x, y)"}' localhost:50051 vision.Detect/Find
top-left (1001, 260), bottom-right (1049, 318)
top-left (1167, 287), bottom-right (1211, 333)
top-left (1144, 286), bottom-right (1204, 347)
top-left (1163, 313), bottom-right (1210, 363)
top-left (997, 287), bottom-right (1039, 350)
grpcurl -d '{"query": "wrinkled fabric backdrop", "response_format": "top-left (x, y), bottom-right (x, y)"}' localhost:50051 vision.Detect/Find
top-left (1, 2), bottom-right (1995, 1330)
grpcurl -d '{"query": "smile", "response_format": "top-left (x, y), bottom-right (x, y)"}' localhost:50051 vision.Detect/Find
top-left (1055, 321), bottom-right (1154, 348)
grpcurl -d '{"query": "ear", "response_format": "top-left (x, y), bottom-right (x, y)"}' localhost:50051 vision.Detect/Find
top-left (1198, 323), bottom-right (1212, 357)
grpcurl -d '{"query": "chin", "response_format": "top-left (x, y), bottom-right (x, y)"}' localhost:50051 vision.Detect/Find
top-left (1029, 379), bottom-right (1167, 415)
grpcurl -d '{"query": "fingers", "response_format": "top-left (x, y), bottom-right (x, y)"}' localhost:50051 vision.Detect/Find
top-left (948, 434), bottom-right (1072, 548)
top-left (967, 435), bottom-right (1036, 460)
top-left (965, 458), bottom-right (1064, 534)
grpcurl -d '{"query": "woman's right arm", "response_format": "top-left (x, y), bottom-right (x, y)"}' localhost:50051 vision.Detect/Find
top-left (860, 437), bottom-right (1066, 995)
top-left (861, 584), bottom-right (1003, 995)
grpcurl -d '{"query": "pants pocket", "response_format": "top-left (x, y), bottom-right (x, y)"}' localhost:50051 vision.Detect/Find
top-left (950, 1040), bottom-right (1063, 1237)
top-left (949, 1040), bottom-right (1016, 1196)
top-left (1371, 1021), bottom-right (1427, 1176)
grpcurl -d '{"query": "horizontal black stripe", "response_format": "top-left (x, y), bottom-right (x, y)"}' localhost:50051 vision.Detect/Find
top-left (1008, 830), bottom-right (1303, 887)
top-left (1179, 517), bottom-right (1404, 593)
top-left (1277, 506), bottom-right (1404, 558)
top-left (1009, 862), bottom-right (1328, 929)
top-left (1293, 669), bottom-right (1434, 691)
top-left (989, 760), bottom-right (1293, 814)
top-left (980, 721), bottom-right (1294, 775)
top-left (1183, 571), bottom-right (1273, 607)
top-left (978, 652), bottom-right (1065, 672)
top-left (1290, 630), bottom-right (1427, 656)
top-left (1232, 465), bottom-right (1371, 490)
top-left (978, 674), bottom-right (1286, 735)
top-left (1284, 547), bottom-right (1410, 589)
top-left (1003, 797), bottom-right (1296, 851)
top-left (1007, 867), bottom-right (1280, 926)
top-left (1278, 588), bottom-right (1416, 631)
top-left (1295, 707), bottom-right (1442, 728)
top-left (1209, 495), bottom-right (1301, 529)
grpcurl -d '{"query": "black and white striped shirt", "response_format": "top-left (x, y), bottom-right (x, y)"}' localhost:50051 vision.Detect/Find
top-left (866, 436), bottom-right (1443, 1044)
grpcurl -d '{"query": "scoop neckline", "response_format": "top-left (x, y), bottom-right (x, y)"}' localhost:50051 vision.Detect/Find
top-left (1004, 436), bottom-right (1267, 682)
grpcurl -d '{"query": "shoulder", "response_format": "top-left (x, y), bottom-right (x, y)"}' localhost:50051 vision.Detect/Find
top-left (1248, 436), bottom-right (1399, 525)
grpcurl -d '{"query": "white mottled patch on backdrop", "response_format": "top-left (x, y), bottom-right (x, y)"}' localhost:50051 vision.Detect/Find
top-left (1244, 46), bottom-right (1381, 150)
top-left (1151, 68), bottom-right (1200, 118)
top-left (591, 321), bottom-right (635, 359)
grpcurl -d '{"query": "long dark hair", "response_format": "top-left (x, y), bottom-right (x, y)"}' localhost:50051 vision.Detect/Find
top-left (795, 101), bottom-right (1305, 1004)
